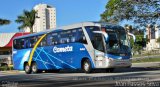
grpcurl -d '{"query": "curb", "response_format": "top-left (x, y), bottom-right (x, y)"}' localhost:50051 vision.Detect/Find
top-left (0, 70), bottom-right (25, 74)
top-left (132, 55), bottom-right (160, 59)
top-left (132, 62), bottom-right (160, 67)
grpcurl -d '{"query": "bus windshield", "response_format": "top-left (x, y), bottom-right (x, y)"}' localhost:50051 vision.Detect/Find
top-left (105, 29), bottom-right (131, 55)
top-left (85, 26), bottom-right (131, 56)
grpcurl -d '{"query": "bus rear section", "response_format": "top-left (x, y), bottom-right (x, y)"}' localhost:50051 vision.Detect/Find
top-left (12, 27), bottom-right (96, 74)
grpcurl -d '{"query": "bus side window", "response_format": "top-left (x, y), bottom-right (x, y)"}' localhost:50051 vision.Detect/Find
top-left (52, 33), bottom-right (58, 45)
top-left (47, 33), bottom-right (59, 46)
top-left (37, 36), bottom-right (41, 47)
top-left (68, 33), bottom-right (75, 43)
top-left (59, 32), bottom-right (63, 44)
top-left (77, 29), bottom-right (87, 44)
top-left (59, 31), bottom-right (70, 44)
top-left (69, 29), bottom-right (77, 43)
top-left (13, 40), bottom-right (18, 49)
top-left (20, 39), bottom-right (25, 49)
top-left (14, 39), bottom-right (23, 49)
top-left (66, 30), bottom-right (71, 43)
top-left (17, 40), bottom-right (22, 49)
top-left (41, 37), bottom-right (47, 46)
top-left (93, 33), bottom-right (105, 52)
top-left (29, 37), bottom-right (37, 48)
top-left (36, 35), bottom-right (47, 47)
top-left (47, 34), bottom-right (52, 45)
top-left (25, 39), bottom-right (30, 48)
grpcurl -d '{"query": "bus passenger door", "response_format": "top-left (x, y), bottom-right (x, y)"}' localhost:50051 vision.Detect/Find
top-left (92, 33), bottom-right (106, 67)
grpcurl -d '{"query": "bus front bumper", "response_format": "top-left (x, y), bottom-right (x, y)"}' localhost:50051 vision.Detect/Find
top-left (95, 58), bottom-right (132, 68)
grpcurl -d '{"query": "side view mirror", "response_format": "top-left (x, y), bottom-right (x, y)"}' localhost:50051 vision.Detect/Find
top-left (128, 33), bottom-right (136, 42)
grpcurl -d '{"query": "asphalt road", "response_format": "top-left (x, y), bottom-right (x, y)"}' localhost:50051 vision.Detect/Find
top-left (0, 67), bottom-right (160, 87)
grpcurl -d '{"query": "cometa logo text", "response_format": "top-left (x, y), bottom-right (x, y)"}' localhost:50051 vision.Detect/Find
top-left (53, 46), bottom-right (73, 53)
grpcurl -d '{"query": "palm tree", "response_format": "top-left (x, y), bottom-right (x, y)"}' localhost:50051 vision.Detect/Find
top-left (0, 18), bottom-right (10, 25)
top-left (15, 10), bottom-right (36, 33)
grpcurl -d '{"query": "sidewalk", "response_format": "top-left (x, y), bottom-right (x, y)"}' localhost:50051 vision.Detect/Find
top-left (132, 55), bottom-right (160, 59)
top-left (132, 62), bottom-right (160, 68)
top-left (0, 70), bottom-right (25, 74)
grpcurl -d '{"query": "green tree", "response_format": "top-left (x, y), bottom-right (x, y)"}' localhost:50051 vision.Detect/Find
top-left (129, 36), bottom-right (134, 48)
top-left (101, 0), bottom-right (160, 27)
top-left (0, 18), bottom-right (10, 25)
top-left (15, 10), bottom-right (36, 33)
top-left (124, 24), bottom-right (133, 33)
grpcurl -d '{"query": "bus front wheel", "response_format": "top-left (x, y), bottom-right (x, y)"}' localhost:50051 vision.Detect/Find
top-left (82, 59), bottom-right (92, 73)
top-left (24, 63), bottom-right (31, 74)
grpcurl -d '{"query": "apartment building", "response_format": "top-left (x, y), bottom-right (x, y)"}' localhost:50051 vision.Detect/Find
top-left (25, 4), bottom-right (56, 32)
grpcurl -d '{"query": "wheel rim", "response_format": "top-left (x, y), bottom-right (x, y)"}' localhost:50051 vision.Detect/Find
top-left (84, 62), bottom-right (89, 71)
top-left (25, 65), bottom-right (30, 72)
top-left (32, 65), bottom-right (37, 72)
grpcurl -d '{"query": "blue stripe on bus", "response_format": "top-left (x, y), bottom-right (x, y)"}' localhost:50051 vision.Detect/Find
top-left (36, 47), bottom-right (76, 69)
top-left (13, 43), bottom-right (95, 70)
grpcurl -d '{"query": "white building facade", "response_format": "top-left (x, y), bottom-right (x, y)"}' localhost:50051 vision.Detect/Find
top-left (146, 24), bottom-right (160, 50)
top-left (25, 4), bottom-right (56, 32)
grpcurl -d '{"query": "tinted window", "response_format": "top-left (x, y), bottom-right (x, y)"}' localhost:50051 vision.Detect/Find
top-left (13, 39), bottom-right (20, 49)
top-left (85, 26), bottom-right (100, 39)
top-left (13, 39), bottom-right (26, 49)
top-left (34, 35), bottom-right (47, 47)
top-left (85, 26), bottom-right (104, 52)
top-left (25, 39), bottom-right (30, 48)
top-left (47, 28), bottom-right (87, 46)
top-left (76, 28), bottom-right (87, 44)
top-left (47, 32), bottom-right (59, 45)
top-left (93, 33), bottom-right (105, 52)
top-left (20, 39), bottom-right (25, 49)
top-left (39, 37), bottom-right (47, 47)
top-left (60, 31), bottom-right (70, 44)
top-left (62, 28), bottom-right (87, 44)
top-left (29, 37), bottom-right (37, 48)
top-left (13, 35), bottom-right (48, 49)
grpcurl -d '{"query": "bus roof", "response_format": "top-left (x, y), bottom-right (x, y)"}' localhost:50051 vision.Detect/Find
top-left (59, 21), bottom-right (123, 30)
top-left (14, 29), bottom-right (62, 40)
top-left (14, 22), bottom-right (124, 40)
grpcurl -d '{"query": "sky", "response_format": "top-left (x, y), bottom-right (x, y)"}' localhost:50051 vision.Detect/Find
top-left (0, 0), bottom-right (108, 33)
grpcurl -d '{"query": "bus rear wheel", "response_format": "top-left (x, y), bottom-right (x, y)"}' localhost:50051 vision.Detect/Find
top-left (82, 59), bottom-right (92, 73)
top-left (24, 63), bottom-right (31, 74)
top-left (31, 62), bottom-right (39, 73)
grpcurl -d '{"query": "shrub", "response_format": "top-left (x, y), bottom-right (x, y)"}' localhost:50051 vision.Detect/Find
top-left (0, 64), bottom-right (13, 71)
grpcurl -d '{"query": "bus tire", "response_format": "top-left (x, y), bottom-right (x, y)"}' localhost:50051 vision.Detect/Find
top-left (31, 62), bottom-right (38, 73)
top-left (24, 63), bottom-right (31, 74)
top-left (82, 59), bottom-right (92, 73)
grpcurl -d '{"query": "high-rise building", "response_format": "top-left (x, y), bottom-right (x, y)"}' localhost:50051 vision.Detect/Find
top-left (25, 4), bottom-right (56, 32)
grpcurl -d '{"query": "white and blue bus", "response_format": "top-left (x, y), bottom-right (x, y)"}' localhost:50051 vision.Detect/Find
top-left (12, 22), bottom-right (132, 74)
